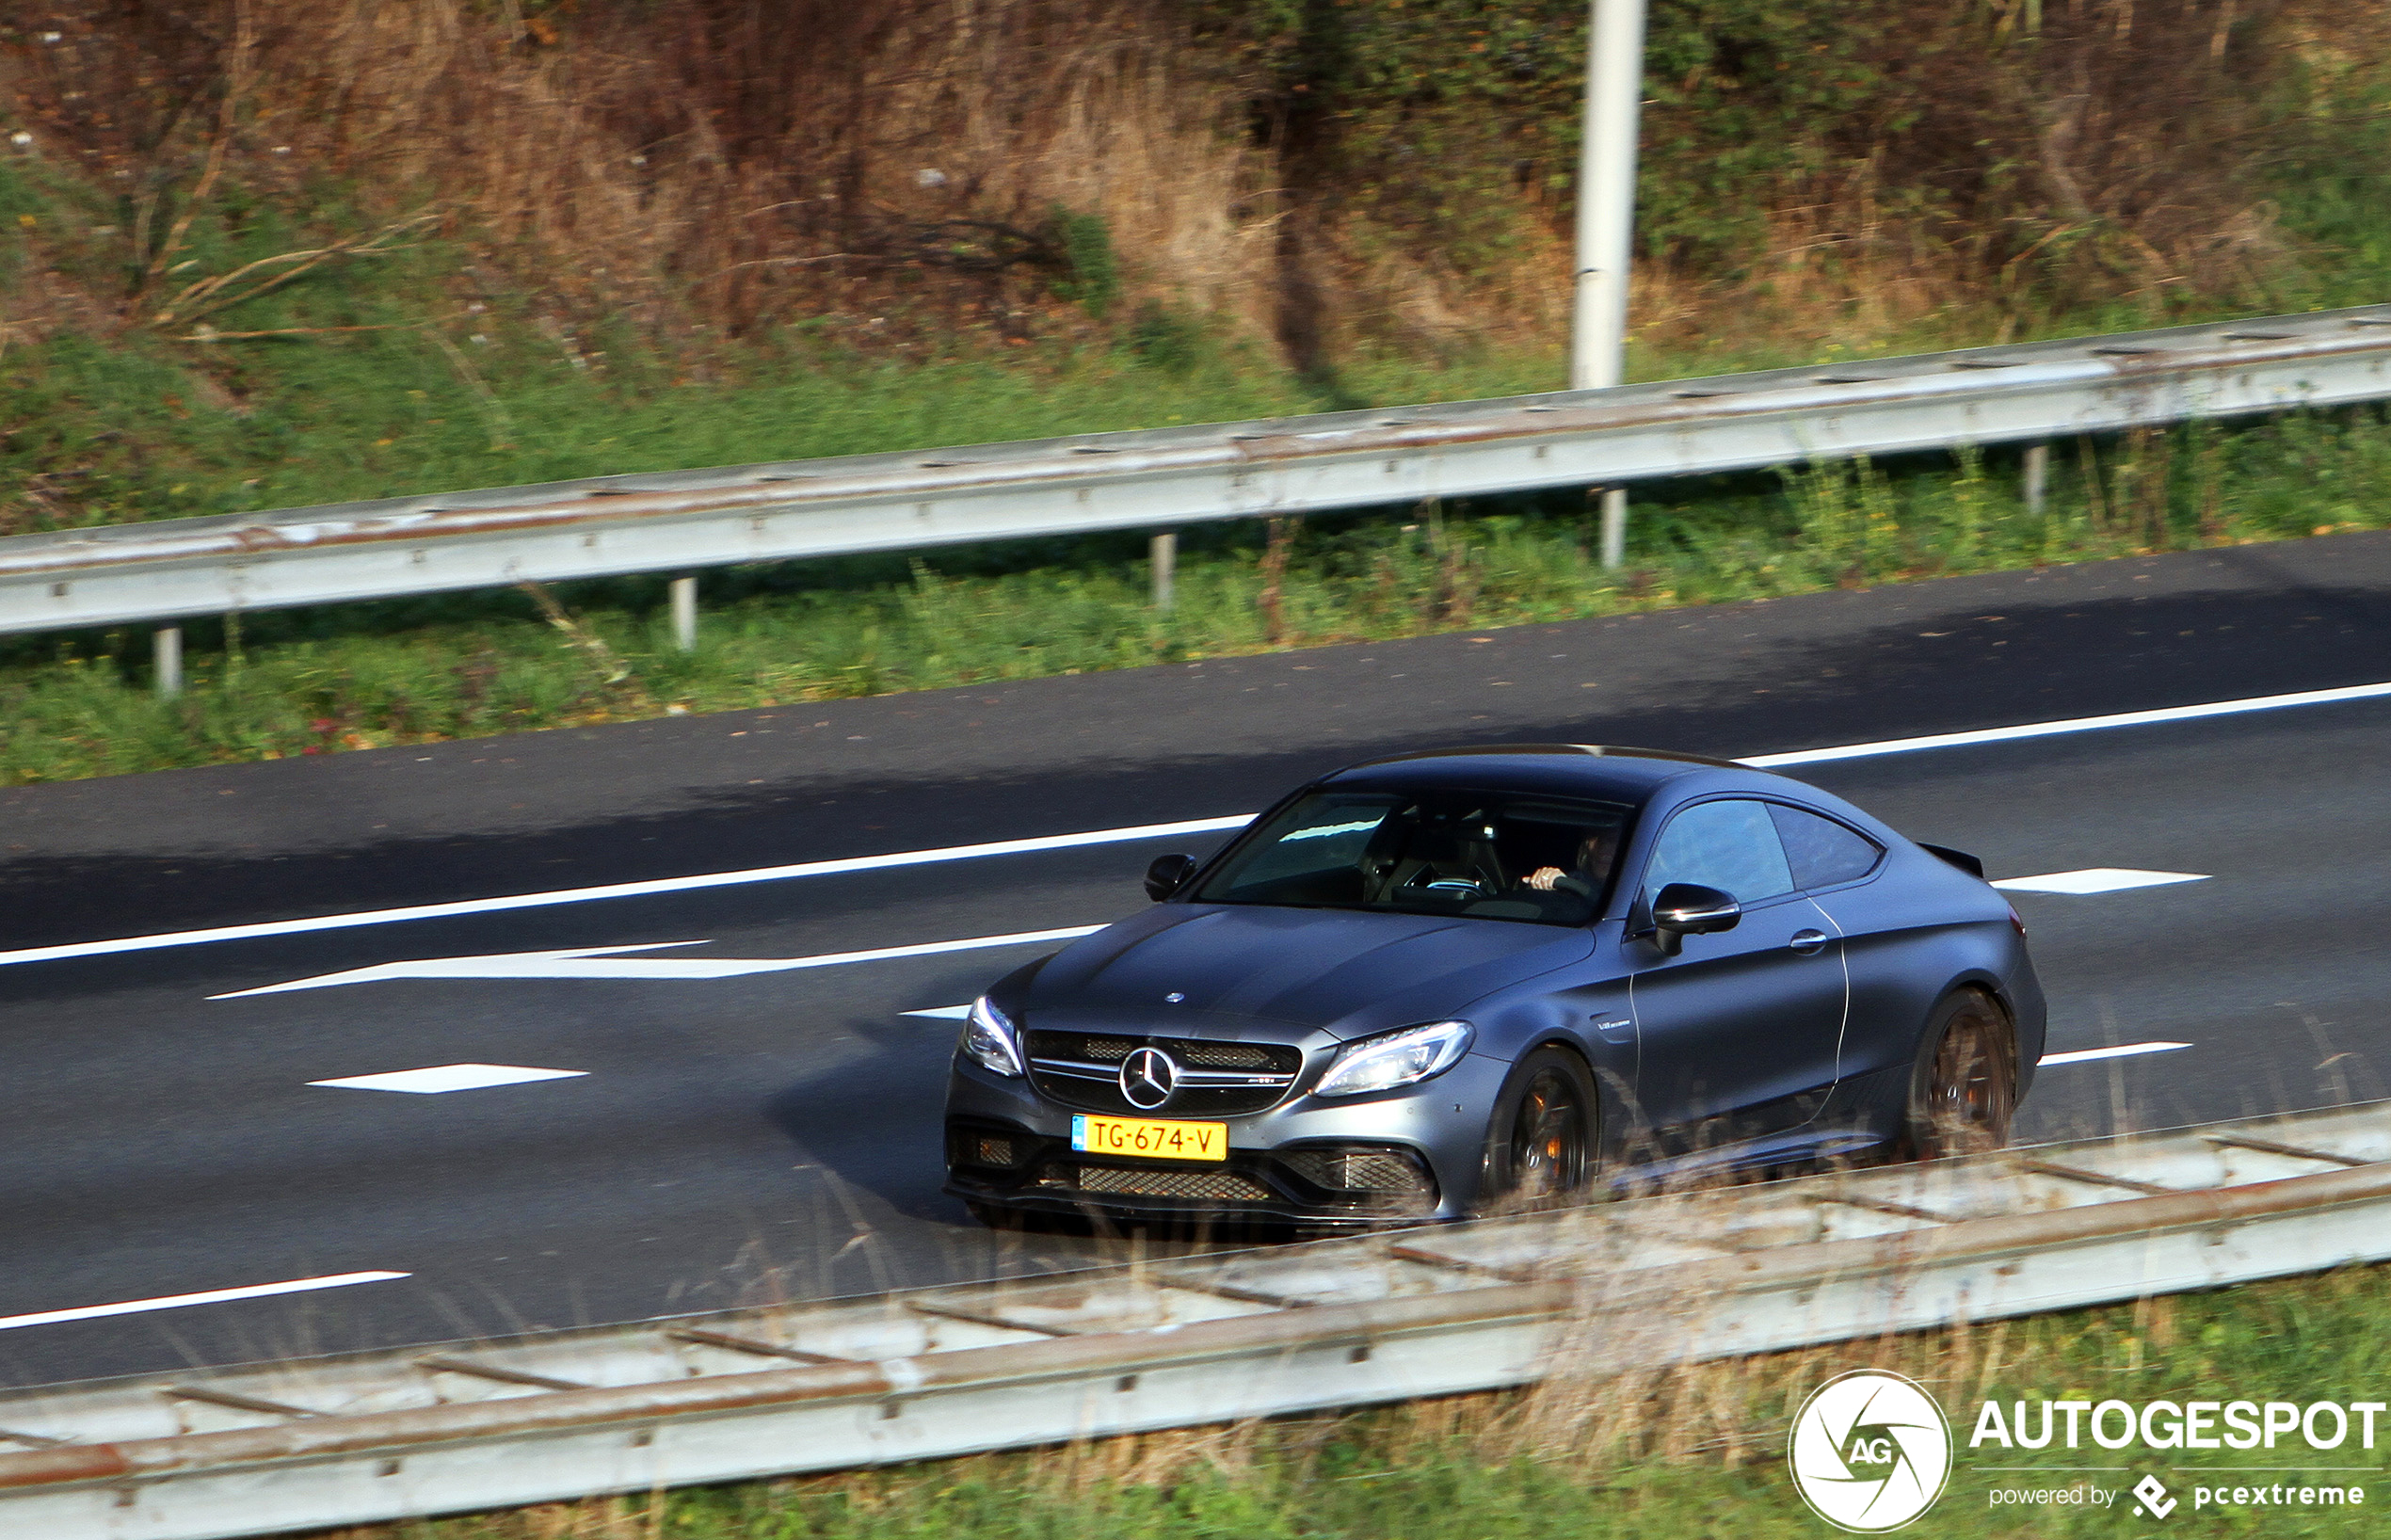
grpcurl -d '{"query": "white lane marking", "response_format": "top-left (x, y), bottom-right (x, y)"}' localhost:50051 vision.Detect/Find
top-left (1743, 680), bottom-right (2391, 768)
top-left (214, 925), bottom-right (1106, 999)
top-left (2038, 1040), bottom-right (2191, 1067)
top-left (310, 1064), bottom-right (589, 1094)
top-left (0, 1271), bottom-right (409, 1333)
top-left (903, 1004), bottom-right (973, 1020)
top-left (1993, 868), bottom-right (2209, 895)
top-left (0, 817), bottom-right (1248, 971)
top-left (11, 677), bottom-right (2387, 971)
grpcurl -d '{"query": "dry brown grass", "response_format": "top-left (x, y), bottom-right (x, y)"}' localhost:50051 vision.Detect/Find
top-left (6, 0), bottom-right (1274, 344)
top-left (2, 0), bottom-right (2381, 370)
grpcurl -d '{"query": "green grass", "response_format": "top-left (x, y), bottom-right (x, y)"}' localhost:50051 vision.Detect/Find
top-left (369, 1259), bottom-right (2391, 1538)
top-left (5, 137), bottom-right (2390, 786)
top-left (4, 398), bottom-right (2386, 785)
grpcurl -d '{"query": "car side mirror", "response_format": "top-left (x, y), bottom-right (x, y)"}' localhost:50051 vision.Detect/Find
top-left (1648, 881), bottom-right (1740, 955)
top-left (1145, 853), bottom-right (1197, 901)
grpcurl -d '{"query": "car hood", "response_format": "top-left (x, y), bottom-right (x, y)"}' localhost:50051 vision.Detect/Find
top-left (1025, 903), bottom-right (1594, 1042)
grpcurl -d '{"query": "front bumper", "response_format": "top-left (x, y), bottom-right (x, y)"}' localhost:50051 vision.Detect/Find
top-left (942, 1051), bottom-right (1513, 1226)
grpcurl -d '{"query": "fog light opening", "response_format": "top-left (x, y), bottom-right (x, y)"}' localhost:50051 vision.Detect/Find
top-left (1281, 1145), bottom-right (1435, 1203)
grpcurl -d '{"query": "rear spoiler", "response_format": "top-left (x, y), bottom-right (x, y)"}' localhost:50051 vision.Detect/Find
top-left (1919, 842), bottom-right (1985, 879)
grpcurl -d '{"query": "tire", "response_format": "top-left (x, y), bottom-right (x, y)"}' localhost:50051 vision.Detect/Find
top-left (1478, 1047), bottom-right (1599, 1211)
top-left (1902, 990), bottom-right (2017, 1160)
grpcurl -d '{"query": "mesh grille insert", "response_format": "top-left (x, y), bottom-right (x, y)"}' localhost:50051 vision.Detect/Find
top-left (1175, 1040), bottom-right (1276, 1069)
top-left (1055, 1164), bottom-right (1276, 1202)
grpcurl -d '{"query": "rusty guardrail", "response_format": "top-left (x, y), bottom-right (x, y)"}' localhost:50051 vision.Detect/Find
top-left (2, 305), bottom-right (2388, 660)
top-left (1, 1099), bottom-right (2387, 1538)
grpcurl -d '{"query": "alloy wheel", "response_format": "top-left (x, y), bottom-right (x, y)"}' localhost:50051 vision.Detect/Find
top-left (1507, 1067), bottom-right (1591, 1199)
top-left (1920, 999), bottom-right (2016, 1158)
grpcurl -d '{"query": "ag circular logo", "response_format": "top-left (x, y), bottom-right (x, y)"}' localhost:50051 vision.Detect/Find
top-left (1788, 1371), bottom-right (1951, 1532)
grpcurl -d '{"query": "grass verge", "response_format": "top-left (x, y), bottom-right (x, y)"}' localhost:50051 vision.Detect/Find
top-left (5, 396), bottom-right (2387, 785)
top-left (353, 1259), bottom-right (2391, 1538)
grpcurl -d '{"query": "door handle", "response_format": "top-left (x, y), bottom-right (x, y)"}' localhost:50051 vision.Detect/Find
top-left (1789, 929), bottom-right (1829, 955)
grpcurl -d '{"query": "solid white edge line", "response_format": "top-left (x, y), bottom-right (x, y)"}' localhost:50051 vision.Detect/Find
top-left (9, 677), bottom-right (2387, 971)
top-left (0, 1271), bottom-right (410, 1333)
top-left (1742, 681), bottom-right (2391, 768)
top-left (2037, 1041), bottom-right (2192, 1067)
top-left (0, 816), bottom-right (1250, 969)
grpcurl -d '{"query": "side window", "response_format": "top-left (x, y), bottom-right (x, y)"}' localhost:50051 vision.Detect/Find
top-left (1768, 803), bottom-right (1883, 890)
top-left (1642, 799), bottom-right (1794, 905)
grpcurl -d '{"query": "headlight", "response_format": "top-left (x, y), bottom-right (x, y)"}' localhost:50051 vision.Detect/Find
top-left (1312, 1019), bottom-right (1474, 1099)
top-left (960, 996), bottom-right (1025, 1078)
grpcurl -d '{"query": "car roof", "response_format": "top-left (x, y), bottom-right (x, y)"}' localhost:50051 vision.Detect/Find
top-left (1321, 744), bottom-right (1749, 802)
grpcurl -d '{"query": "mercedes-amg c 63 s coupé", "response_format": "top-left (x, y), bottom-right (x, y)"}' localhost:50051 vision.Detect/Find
top-left (943, 745), bottom-right (2045, 1229)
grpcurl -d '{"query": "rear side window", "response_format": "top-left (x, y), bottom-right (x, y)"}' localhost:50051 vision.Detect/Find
top-left (1769, 803), bottom-right (1883, 889)
top-left (1642, 799), bottom-right (1795, 905)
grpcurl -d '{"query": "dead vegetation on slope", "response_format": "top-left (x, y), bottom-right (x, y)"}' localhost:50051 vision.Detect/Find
top-left (1, 0), bottom-right (2385, 367)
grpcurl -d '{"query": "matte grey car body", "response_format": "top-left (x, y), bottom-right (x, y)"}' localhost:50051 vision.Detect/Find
top-left (944, 746), bottom-right (2046, 1227)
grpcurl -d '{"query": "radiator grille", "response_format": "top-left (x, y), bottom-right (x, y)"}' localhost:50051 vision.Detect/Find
top-left (1024, 1033), bottom-right (1303, 1116)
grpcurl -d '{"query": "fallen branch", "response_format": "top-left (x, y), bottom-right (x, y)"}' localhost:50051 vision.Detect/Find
top-left (127, 0), bottom-right (257, 317)
top-left (177, 317), bottom-right (456, 343)
top-left (150, 212), bottom-right (440, 330)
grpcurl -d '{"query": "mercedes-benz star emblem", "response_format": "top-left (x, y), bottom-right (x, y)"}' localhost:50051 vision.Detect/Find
top-left (1119, 1047), bottom-right (1179, 1110)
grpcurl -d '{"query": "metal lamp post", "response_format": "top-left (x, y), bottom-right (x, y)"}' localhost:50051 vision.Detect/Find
top-left (1572, 0), bottom-right (1647, 569)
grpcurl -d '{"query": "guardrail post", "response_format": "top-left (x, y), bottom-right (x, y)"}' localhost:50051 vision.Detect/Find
top-left (1597, 488), bottom-right (1628, 570)
top-left (2023, 442), bottom-right (2049, 517)
top-left (669, 576), bottom-right (698, 652)
top-left (1149, 532), bottom-right (1177, 612)
top-left (153, 626), bottom-right (183, 698)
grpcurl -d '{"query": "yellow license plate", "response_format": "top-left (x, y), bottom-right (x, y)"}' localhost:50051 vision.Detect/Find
top-left (1070, 1114), bottom-right (1228, 1163)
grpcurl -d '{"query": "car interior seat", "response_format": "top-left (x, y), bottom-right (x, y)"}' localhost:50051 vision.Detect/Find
top-left (1362, 806), bottom-right (1505, 903)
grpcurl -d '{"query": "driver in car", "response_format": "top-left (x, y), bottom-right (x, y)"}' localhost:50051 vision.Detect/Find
top-left (1521, 829), bottom-right (1618, 898)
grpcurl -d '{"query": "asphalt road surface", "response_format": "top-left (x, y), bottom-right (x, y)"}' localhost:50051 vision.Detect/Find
top-left (4, 532), bottom-right (2388, 1391)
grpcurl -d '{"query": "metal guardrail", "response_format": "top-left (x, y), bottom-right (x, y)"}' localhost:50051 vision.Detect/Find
top-left (2, 1099), bottom-right (2387, 1539)
top-left (4, 305), bottom-right (2389, 642)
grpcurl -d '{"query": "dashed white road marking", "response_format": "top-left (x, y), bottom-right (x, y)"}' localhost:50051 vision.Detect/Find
top-left (213, 925), bottom-right (1106, 999)
top-left (8, 679), bottom-right (2383, 971)
top-left (2037, 1041), bottom-right (2191, 1067)
top-left (0, 1272), bottom-right (409, 1333)
top-left (1993, 869), bottom-right (2209, 895)
top-left (903, 1004), bottom-right (973, 1020)
top-left (309, 1064), bottom-right (588, 1094)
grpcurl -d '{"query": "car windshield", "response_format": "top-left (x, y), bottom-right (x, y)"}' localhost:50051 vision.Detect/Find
top-left (1190, 789), bottom-right (1633, 926)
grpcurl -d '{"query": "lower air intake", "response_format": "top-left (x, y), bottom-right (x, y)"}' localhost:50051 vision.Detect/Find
top-left (1052, 1165), bottom-right (1274, 1202)
top-left (1279, 1146), bottom-right (1434, 1196)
